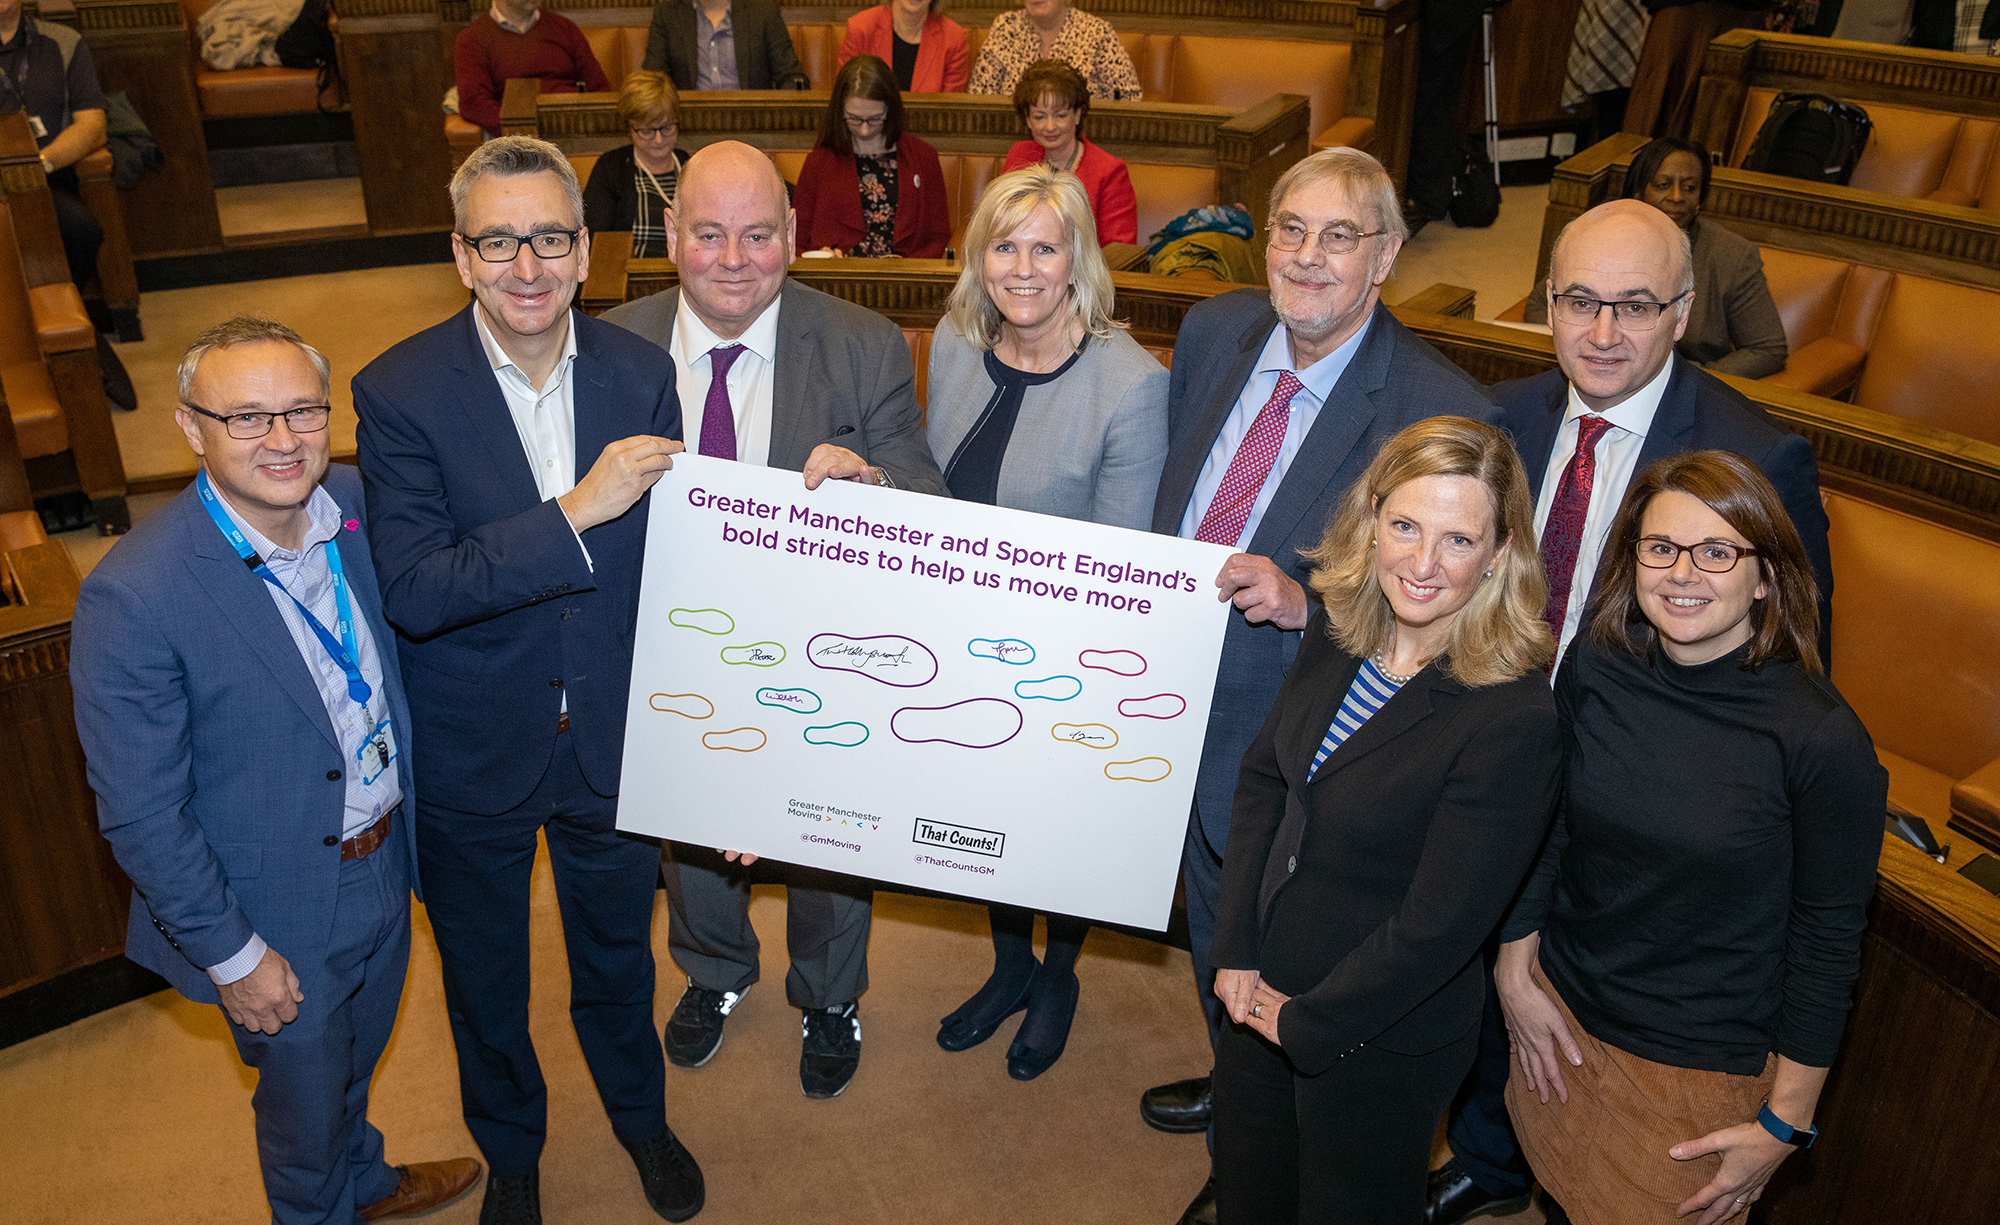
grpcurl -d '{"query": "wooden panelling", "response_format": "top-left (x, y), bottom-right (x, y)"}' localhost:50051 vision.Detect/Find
top-left (0, 543), bottom-right (130, 1000)
top-left (62, 0), bottom-right (223, 257)
top-left (340, 0), bottom-right (458, 235)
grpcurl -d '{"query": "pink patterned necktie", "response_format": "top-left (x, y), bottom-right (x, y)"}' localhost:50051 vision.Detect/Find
top-left (1539, 413), bottom-right (1615, 640)
top-left (1194, 371), bottom-right (1306, 547)
top-left (698, 344), bottom-right (745, 460)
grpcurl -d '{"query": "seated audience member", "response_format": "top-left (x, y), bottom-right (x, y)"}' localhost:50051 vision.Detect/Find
top-left (1001, 60), bottom-right (1136, 245)
top-left (1527, 136), bottom-right (1786, 380)
top-left (839, 0), bottom-right (970, 92)
top-left (0, 0), bottom-right (135, 408)
top-left (1210, 415), bottom-right (1562, 1225)
top-left (1623, 0), bottom-right (1765, 140)
top-left (969, 0), bottom-right (1142, 100)
top-left (644, 0), bottom-right (809, 90)
top-left (454, 0), bottom-right (611, 139)
top-left (794, 55), bottom-right (950, 258)
top-left (1500, 449), bottom-right (1885, 1225)
top-left (583, 71), bottom-right (690, 257)
top-left (72, 317), bottom-right (483, 1225)
top-left (924, 163), bottom-right (1167, 1078)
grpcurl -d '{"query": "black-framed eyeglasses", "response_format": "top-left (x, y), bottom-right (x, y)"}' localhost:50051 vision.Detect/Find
top-left (1551, 290), bottom-right (1691, 331)
top-left (630, 123), bottom-right (678, 139)
top-left (460, 229), bottom-right (582, 262)
top-left (184, 401), bottom-right (332, 440)
top-left (1635, 536), bottom-right (1758, 573)
top-left (1269, 222), bottom-right (1388, 254)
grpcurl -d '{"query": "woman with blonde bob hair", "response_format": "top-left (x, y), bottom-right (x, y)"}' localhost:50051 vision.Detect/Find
top-left (922, 161), bottom-right (1167, 1081)
top-left (582, 71), bottom-right (688, 257)
top-left (1498, 451), bottom-right (1884, 1225)
top-left (1209, 416), bottom-right (1563, 1224)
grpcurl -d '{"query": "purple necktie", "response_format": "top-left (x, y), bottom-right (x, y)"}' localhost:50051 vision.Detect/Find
top-left (699, 343), bottom-right (745, 460)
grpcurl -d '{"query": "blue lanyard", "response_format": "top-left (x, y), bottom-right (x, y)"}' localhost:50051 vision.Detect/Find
top-left (195, 470), bottom-right (373, 711)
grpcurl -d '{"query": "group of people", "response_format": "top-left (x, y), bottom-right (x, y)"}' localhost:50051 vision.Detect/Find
top-left (71, 110), bottom-right (1884, 1225)
top-left (454, 0), bottom-right (1145, 138)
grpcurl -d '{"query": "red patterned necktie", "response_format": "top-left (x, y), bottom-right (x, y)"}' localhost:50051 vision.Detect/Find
top-left (1194, 371), bottom-right (1307, 547)
top-left (1539, 413), bottom-right (1616, 640)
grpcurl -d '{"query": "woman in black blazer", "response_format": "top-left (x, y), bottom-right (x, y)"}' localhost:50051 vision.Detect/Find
top-left (581, 72), bottom-right (690, 258)
top-left (1210, 416), bottom-right (1563, 1225)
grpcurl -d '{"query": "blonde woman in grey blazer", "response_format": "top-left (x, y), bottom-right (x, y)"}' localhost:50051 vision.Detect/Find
top-left (925, 163), bottom-right (1168, 1080)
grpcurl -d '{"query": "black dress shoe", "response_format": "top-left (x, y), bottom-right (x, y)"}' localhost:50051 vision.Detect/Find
top-left (1004, 970), bottom-right (1078, 1080)
top-left (1427, 1158), bottom-right (1531, 1225)
top-left (1140, 1074), bottom-right (1212, 1134)
top-left (622, 1128), bottom-right (705, 1222)
top-left (932, 960), bottom-right (1032, 1048)
top-left (1176, 1177), bottom-right (1217, 1225)
top-left (478, 1172), bottom-right (541, 1225)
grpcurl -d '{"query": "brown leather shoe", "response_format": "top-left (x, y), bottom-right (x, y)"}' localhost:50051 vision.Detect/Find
top-left (360, 1158), bottom-right (484, 1221)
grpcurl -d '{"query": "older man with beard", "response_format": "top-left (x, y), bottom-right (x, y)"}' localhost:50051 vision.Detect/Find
top-left (1137, 146), bottom-right (1503, 1225)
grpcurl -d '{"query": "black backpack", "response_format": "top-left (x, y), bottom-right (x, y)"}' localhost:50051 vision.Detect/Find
top-left (1449, 136), bottom-right (1501, 229)
top-left (275, 0), bottom-right (341, 106)
top-left (1742, 92), bottom-right (1872, 186)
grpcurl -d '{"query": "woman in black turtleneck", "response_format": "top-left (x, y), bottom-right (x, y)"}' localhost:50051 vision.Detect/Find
top-left (1498, 450), bottom-right (1885, 1225)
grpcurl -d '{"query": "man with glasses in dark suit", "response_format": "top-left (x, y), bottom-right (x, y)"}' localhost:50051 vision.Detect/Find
top-left (353, 135), bottom-right (702, 1225)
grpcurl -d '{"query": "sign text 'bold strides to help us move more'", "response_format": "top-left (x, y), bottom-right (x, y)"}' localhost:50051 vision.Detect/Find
top-left (615, 455), bottom-right (1235, 929)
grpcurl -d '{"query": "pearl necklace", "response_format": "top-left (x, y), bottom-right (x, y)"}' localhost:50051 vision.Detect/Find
top-left (1371, 651), bottom-right (1419, 685)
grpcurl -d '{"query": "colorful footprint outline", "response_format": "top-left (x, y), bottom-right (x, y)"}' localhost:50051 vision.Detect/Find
top-left (669, 608), bottom-right (735, 635)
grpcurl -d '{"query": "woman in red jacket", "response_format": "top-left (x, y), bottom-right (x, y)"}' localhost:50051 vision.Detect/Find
top-left (838, 0), bottom-right (970, 92)
top-left (794, 55), bottom-right (953, 258)
top-left (1000, 59), bottom-right (1137, 245)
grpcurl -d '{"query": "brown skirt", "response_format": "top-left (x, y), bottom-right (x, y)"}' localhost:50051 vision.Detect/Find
top-left (1505, 960), bottom-right (1777, 1225)
top-left (1623, 2), bottom-right (1768, 141)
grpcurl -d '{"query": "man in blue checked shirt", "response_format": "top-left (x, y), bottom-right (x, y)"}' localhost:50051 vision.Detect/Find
top-left (70, 318), bottom-right (480, 1225)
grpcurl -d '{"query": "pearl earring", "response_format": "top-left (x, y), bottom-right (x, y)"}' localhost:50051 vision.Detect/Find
top-left (1483, 570), bottom-right (1492, 579)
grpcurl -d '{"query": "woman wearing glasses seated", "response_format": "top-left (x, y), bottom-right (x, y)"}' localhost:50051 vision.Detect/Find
top-left (1499, 450), bottom-right (1884, 1225)
top-left (1526, 136), bottom-right (1787, 380)
top-left (794, 55), bottom-right (951, 258)
top-left (582, 72), bottom-right (690, 259)
top-left (999, 60), bottom-right (1135, 245)
top-left (1210, 416), bottom-right (1562, 1224)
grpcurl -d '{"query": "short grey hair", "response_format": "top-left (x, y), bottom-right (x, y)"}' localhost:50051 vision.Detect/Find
top-left (1266, 146), bottom-right (1410, 246)
top-left (1549, 212), bottom-right (1697, 299)
top-left (450, 135), bottom-right (585, 232)
top-left (177, 317), bottom-right (330, 403)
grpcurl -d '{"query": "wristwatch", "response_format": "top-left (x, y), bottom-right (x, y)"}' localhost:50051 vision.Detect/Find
top-left (871, 466), bottom-right (893, 489)
top-left (39, 156), bottom-right (53, 176)
top-left (1757, 1101), bottom-right (1817, 1149)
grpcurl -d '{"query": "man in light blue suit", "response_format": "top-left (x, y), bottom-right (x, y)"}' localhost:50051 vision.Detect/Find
top-left (70, 319), bottom-right (480, 1225)
top-left (1138, 148), bottom-right (1502, 1225)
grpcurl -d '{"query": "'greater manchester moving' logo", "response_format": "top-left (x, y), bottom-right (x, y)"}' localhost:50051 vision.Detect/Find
top-left (911, 818), bottom-right (1005, 859)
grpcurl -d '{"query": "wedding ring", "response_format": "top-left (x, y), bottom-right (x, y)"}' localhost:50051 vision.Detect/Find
top-left (1251, 1003), bottom-right (1263, 1019)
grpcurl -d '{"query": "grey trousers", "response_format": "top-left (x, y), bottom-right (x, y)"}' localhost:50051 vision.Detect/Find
top-left (659, 843), bottom-right (873, 1009)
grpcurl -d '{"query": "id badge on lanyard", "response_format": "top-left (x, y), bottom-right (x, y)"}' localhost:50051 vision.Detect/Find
top-left (358, 716), bottom-right (399, 785)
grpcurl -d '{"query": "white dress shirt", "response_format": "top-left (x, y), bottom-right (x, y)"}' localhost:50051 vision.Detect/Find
top-left (671, 294), bottom-right (782, 468)
top-left (474, 305), bottom-right (594, 571)
top-left (1532, 357), bottom-right (1676, 665)
top-left (206, 483), bottom-right (400, 985)
top-left (1177, 314), bottom-right (1373, 547)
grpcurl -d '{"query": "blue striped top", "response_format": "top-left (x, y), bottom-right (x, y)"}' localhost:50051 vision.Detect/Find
top-left (1306, 657), bottom-right (1407, 782)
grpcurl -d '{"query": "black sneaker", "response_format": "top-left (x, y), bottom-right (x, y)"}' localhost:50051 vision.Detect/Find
top-left (664, 983), bottom-right (743, 1069)
top-left (479, 1171), bottom-right (542, 1225)
top-left (621, 1128), bottom-right (705, 1222)
top-left (800, 1001), bottom-right (861, 1099)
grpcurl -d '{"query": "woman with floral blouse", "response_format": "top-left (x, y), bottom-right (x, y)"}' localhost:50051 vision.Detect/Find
top-left (969, 0), bottom-right (1143, 100)
top-left (793, 55), bottom-right (952, 258)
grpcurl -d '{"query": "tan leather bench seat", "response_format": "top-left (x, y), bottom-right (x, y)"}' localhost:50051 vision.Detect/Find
top-left (182, 0), bottom-right (339, 118)
top-left (1825, 490), bottom-right (2000, 832)
top-left (0, 206), bottom-right (68, 459)
top-left (1725, 87), bottom-right (2000, 211)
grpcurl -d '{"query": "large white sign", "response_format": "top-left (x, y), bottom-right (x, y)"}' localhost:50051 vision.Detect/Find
top-left (616, 455), bottom-right (1234, 930)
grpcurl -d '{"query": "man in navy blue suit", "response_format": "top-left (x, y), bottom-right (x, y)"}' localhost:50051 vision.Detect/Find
top-left (1427, 199), bottom-right (1835, 1225)
top-left (1137, 147), bottom-right (1501, 1225)
top-left (353, 137), bottom-right (700, 1225)
top-left (72, 318), bottom-right (481, 1224)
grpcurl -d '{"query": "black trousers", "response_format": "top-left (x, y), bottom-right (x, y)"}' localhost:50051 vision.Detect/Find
top-left (1443, 952), bottom-right (1534, 1198)
top-left (1215, 1018), bottom-right (1478, 1225)
top-left (416, 733), bottom-right (667, 1177)
top-left (49, 171), bottom-right (102, 287)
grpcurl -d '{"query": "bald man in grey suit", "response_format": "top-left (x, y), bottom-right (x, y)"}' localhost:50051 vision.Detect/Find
top-left (603, 141), bottom-right (944, 1102)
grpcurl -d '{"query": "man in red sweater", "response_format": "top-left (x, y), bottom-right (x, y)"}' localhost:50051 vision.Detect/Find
top-left (455, 0), bottom-right (613, 138)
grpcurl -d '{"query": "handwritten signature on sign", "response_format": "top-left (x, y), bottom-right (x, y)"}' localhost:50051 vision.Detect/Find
top-left (807, 633), bottom-right (940, 687)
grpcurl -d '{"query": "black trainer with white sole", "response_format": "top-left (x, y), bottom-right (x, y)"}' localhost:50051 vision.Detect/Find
top-left (664, 984), bottom-right (743, 1069)
top-left (800, 1001), bottom-right (861, 1099)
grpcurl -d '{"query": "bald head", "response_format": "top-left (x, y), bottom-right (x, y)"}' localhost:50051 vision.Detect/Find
top-left (667, 140), bottom-right (796, 340)
top-left (1545, 199), bottom-right (1697, 413)
top-left (1550, 198), bottom-right (1693, 299)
